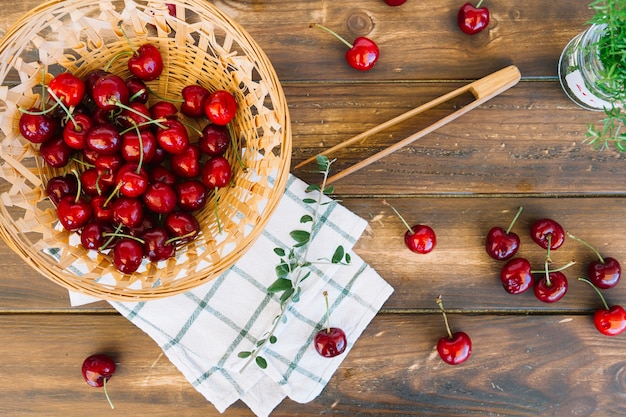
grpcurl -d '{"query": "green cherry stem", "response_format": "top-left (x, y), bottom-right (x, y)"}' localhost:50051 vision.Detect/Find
top-left (475, 0), bottom-right (484, 8)
top-left (578, 277), bottom-right (610, 310)
top-left (436, 295), bottom-right (453, 340)
top-left (506, 206), bottom-right (524, 234)
top-left (310, 23), bottom-right (353, 49)
top-left (323, 290), bottom-right (331, 333)
top-left (382, 199), bottom-right (413, 235)
top-left (103, 377), bottom-right (115, 410)
top-left (214, 188), bottom-right (223, 234)
top-left (567, 232), bottom-right (606, 264)
top-left (530, 260), bottom-right (576, 275)
top-left (99, 224), bottom-right (124, 252)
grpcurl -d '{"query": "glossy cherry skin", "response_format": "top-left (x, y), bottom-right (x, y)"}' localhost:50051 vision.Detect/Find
top-left (485, 226), bottom-right (520, 260)
top-left (181, 84), bottom-right (210, 118)
top-left (63, 113), bottom-right (93, 150)
top-left (117, 101), bottom-right (151, 131)
top-left (46, 175), bottom-right (78, 206)
top-left (530, 218), bottom-right (565, 250)
top-left (204, 90), bottom-right (237, 125)
top-left (199, 124), bottom-right (230, 156)
top-left (148, 165), bottom-right (176, 186)
top-left (533, 271), bottom-right (568, 303)
top-left (48, 72), bottom-right (85, 107)
top-left (171, 144), bottom-right (201, 178)
top-left (115, 163), bottom-right (149, 198)
top-left (86, 123), bottom-right (122, 155)
top-left (500, 258), bottom-right (533, 294)
top-left (156, 120), bottom-right (189, 154)
top-left (128, 44), bottom-right (164, 81)
top-left (202, 156), bottom-right (232, 189)
top-left (437, 331), bottom-right (472, 365)
top-left (589, 257), bottom-right (621, 289)
top-left (19, 109), bottom-right (59, 144)
top-left (142, 181), bottom-right (177, 214)
top-left (113, 238), bottom-right (144, 273)
top-left (91, 74), bottom-right (129, 110)
top-left (314, 327), bottom-right (347, 357)
top-left (594, 305), bottom-right (626, 336)
top-left (126, 76), bottom-right (149, 103)
top-left (141, 227), bottom-right (176, 261)
top-left (80, 221), bottom-right (113, 250)
top-left (82, 354), bottom-right (116, 388)
top-left (346, 37), bottom-right (380, 71)
top-left (457, 2), bottom-right (490, 35)
top-left (95, 153), bottom-right (124, 186)
top-left (164, 211), bottom-right (200, 243)
top-left (56, 195), bottom-right (93, 231)
top-left (120, 130), bottom-right (157, 164)
top-left (112, 196), bottom-right (144, 229)
top-left (404, 224), bottom-right (436, 254)
top-left (39, 136), bottom-right (73, 168)
top-left (149, 101), bottom-right (178, 120)
top-left (175, 180), bottom-right (208, 211)
top-left (384, 0), bottom-right (407, 5)
top-left (90, 195), bottom-right (115, 223)
top-left (80, 167), bottom-right (112, 197)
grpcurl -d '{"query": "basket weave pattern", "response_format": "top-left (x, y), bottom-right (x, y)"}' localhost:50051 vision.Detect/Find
top-left (0, 0), bottom-right (291, 300)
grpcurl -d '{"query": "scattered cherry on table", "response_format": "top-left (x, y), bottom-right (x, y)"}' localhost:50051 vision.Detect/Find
top-left (436, 295), bottom-right (472, 365)
top-left (578, 278), bottom-right (626, 336)
top-left (568, 233), bottom-right (621, 289)
top-left (82, 353), bottom-right (116, 409)
top-left (382, 199), bottom-right (436, 254)
top-left (310, 23), bottom-right (379, 71)
top-left (485, 206), bottom-right (523, 260)
top-left (457, 0), bottom-right (490, 35)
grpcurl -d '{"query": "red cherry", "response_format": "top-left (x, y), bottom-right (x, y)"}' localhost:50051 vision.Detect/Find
top-left (533, 271), bottom-right (568, 303)
top-left (120, 130), bottom-right (157, 164)
top-left (436, 296), bottom-right (471, 365)
top-left (202, 156), bottom-right (232, 189)
top-left (149, 101), bottom-right (178, 120)
top-left (579, 278), bottom-right (626, 336)
top-left (170, 144), bottom-right (201, 178)
top-left (148, 165), bottom-right (176, 186)
top-left (95, 153), bottom-right (124, 186)
top-left (113, 238), bottom-right (144, 273)
top-left (86, 123), bottom-right (122, 155)
top-left (175, 180), bottom-right (207, 211)
top-left (141, 227), bottom-right (176, 261)
top-left (142, 181), bottom-right (177, 214)
top-left (80, 221), bottom-right (113, 250)
top-left (383, 200), bottom-right (435, 254)
top-left (314, 291), bottom-right (347, 358)
top-left (90, 195), bottom-right (115, 223)
top-left (457, 1), bottom-right (490, 35)
top-left (156, 119), bottom-right (189, 154)
top-left (81, 353), bottom-right (115, 409)
top-left (39, 136), bottom-right (73, 168)
top-left (310, 23), bottom-right (379, 71)
top-left (530, 218), bottom-right (565, 250)
top-left (112, 196), bottom-right (144, 228)
top-left (46, 175), bottom-right (79, 206)
top-left (485, 207), bottom-right (523, 260)
top-left (181, 84), bottom-right (210, 118)
top-left (568, 233), bottom-right (621, 289)
top-left (115, 163), bottom-right (149, 198)
top-left (91, 74), bottom-right (129, 110)
top-left (57, 195), bottom-right (93, 231)
top-left (128, 44), bottom-right (164, 81)
top-left (204, 90), bottom-right (237, 125)
top-left (117, 101), bottom-right (152, 131)
top-left (80, 167), bottom-right (112, 196)
top-left (48, 72), bottom-right (85, 107)
top-left (126, 76), bottom-right (149, 103)
top-left (63, 113), bottom-right (93, 150)
top-left (199, 124), bottom-right (231, 156)
top-left (164, 211), bottom-right (200, 243)
top-left (19, 109), bottom-right (59, 143)
top-left (500, 258), bottom-right (533, 294)
top-left (384, 0), bottom-right (407, 5)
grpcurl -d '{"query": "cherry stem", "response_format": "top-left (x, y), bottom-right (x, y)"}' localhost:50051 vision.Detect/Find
top-left (310, 23), bottom-right (353, 49)
top-left (164, 230), bottom-right (196, 246)
top-left (475, 0), bottom-right (484, 8)
top-left (545, 234), bottom-right (553, 263)
top-left (112, 100), bottom-right (167, 130)
top-left (99, 224), bottom-right (124, 252)
top-left (103, 181), bottom-right (124, 208)
top-left (229, 126), bottom-right (247, 170)
top-left (530, 260), bottom-right (576, 275)
top-left (70, 169), bottom-right (82, 204)
top-left (436, 295), bottom-right (454, 340)
top-left (505, 206), bottom-right (524, 234)
top-left (17, 102), bottom-right (60, 115)
top-left (104, 50), bottom-right (133, 72)
top-left (119, 117), bottom-right (168, 135)
top-left (543, 257), bottom-right (551, 286)
top-left (567, 232), bottom-right (605, 264)
top-left (102, 231), bottom-right (145, 244)
top-left (382, 199), bottom-right (414, 235)
top-left (578, 277), bottom-right (610, 310)
top-left (103, 377), bottom-right (115, 409)
top-left (214, 188), bottom-right (223, 234)
top-left (323, 290), bottom-right (331, 333)
top-left (118, 21), bottom-right (137, 55)
top-left (131, 124), bottom-right (145, 173)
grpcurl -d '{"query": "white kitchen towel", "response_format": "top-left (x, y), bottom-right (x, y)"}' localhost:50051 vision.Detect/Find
top-left (68, 174), bottom-right (393, 416)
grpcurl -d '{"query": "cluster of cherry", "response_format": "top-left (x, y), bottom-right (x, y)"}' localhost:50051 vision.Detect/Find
top-left (19, 39), bottom-right (238, 274)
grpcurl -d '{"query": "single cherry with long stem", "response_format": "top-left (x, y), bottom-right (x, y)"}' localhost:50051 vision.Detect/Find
top-left (436, 295), bottom-right (471, 365)
top-left (568, 232), bottom-right (621, 289)
top-left (314, 291), bottom-right (347, 358)
top-left (310, 23), bottom-right (379, 71)
top-left (485, 206), bottom-right (523, 260)
top-left (578, 277), bottom-right (626, 336)
top-left (82, 353), bottom-right (116, 409)
top-left (383, 199), bottom-right (436, 254)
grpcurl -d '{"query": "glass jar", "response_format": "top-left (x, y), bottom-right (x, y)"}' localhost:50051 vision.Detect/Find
top-left (558, 24), bottom-right (620, 111)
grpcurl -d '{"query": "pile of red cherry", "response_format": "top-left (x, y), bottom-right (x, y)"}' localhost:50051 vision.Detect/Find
top-left (486, 207), bottom-right (626, 336)
top-left (19, 38), bottom-right (239, 274)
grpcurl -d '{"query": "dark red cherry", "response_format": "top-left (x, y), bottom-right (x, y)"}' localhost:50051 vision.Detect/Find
top-left (199, 124), bottom-right (230, 156)
top-left (90, 195), bottom-right (115, 223)
top-left (170, 144), bottom-right (201, 178)
top-left (112, 196), bottom-right (144, 228)
top-left (156, 119), bottom-right (189, 154)
top-left (113, 238), bottom-right (144, 273)
top-left (19, 109), bottom-right (59, 144)
top-left (141, 227), bottom-right (176, 261)
top-left (126, 76), bottom-right (149, 103)
top-left (117, 101), bottom-right (152, 131)
top-left (95, 153), bottom-right (124, 186)
top-left (148, 165), bottom-right (176, 186)
top-left (485, 207), bottom-right (523, 260)
top-left (142, 181), bottom-right (177, 214)
top-left (314, 327), bottom-right (347, 358)
top-left (39, 136), bottom-right (73, 168)
top-left (86, 123), bottom-right (122, 155)
top-left (81, 353), bottom-right (116, 409)
top-left (589, 257), bottom-right (621, 290)
top-left (63, 113), bottom-right (93, 150)
top-left (530, 218), bottom-right (565, 250)
top-left (81, 167), bottom-right (113, 196)
top-left (83, 69), bottom-right (110, 98)
top-left (56, 195), bottom-right (93, 231)
top-left (46, 175), bottom-right (79, 206)
top-left (500, 258), bottom-right (533, 294)
top-left (164, 211), bottom-right (200, 243)
top-left (533, 271), bottom-right (568, 303)
top-left (202, 156), bottom-right (232, 189)
top-left (80, 221), bottom-right (113, 250)
top-left (175, 180), bottom-right (207, 211)
top-left (181, 84), bottom-right (210, 118)
top-left (48, 72), bottom-right (85, 107)
top-left (92, 74), bottom-right (129, 110)
top-left (128, 44), bottom-right (164, 81)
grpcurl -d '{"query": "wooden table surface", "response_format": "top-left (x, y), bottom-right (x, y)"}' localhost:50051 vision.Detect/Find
top-left (2, 1), bottom-right (625, 416)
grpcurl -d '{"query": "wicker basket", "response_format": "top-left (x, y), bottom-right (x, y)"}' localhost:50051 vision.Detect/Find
top-left (0, 0), bottom-right (291, 300)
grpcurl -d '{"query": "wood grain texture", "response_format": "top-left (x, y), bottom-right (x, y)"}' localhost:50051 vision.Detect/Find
top-left (2, 0), bottom-right (625, 416)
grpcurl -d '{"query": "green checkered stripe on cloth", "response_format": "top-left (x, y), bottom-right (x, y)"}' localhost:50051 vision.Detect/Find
top-left (100, 174), bottom-right (392, 416)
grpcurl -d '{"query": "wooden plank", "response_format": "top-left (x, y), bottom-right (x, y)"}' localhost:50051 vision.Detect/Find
top-left (1, 313), bottom-right (625, 416)
top-left (2, 196), bottom-right (625, 312)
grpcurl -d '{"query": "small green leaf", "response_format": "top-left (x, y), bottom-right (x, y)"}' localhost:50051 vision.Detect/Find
top-left (345, 253), bottom-right (351, 263)
top-left (323, 185), bottom-right (335, 195)
top-left (256, 356), bottom-right (268, 369)
top-left (300, 270), bottom-right (311, 283)
top-left (269, 335), bottom-right (277, 344)
top-left (316, 155), bottom-right (330, 170)
top-left (300, 214), bottom-right (313, 223)
top-left (331, 245), bottom-right (345, 264)
top-left (305, 184), bottom-right (321, 192)
top-left (290, 230), bottom-right (311, 244)
top-left (238, 351), bottom-right (252, 358)
top-left (302, 198), bottom-right (317, 204)
top-left (273, 247), bottom-right (286, 257)
top-left (275, 262), bottom-right (290, 279)
top-left (267, 277), bottom-right (293, 293)
top-left (256, 338), bottom-right (266, 347)
top-left (280, 287), bottom-right (295, 304)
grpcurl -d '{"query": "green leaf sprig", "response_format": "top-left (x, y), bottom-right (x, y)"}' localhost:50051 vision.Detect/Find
top-left (238, 155), bottom-right (351, 370)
